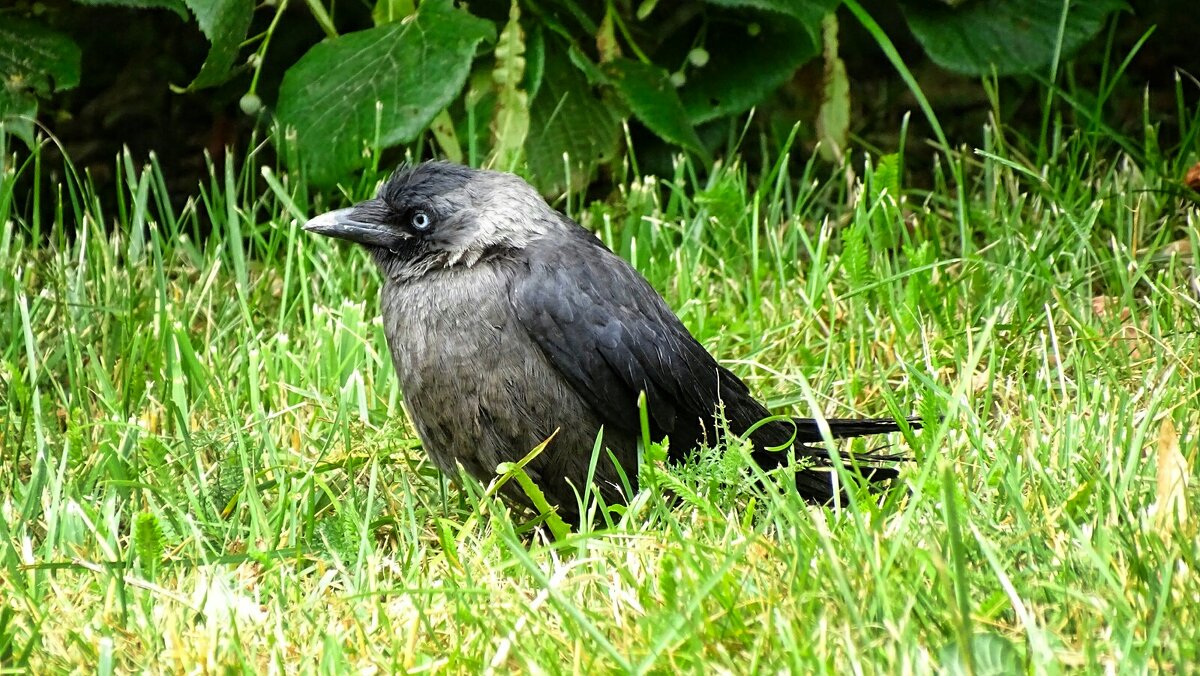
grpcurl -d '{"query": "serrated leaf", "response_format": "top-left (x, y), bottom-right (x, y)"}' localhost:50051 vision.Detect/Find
top-left (74, 0), bottom-right (187, 18)
top-left (277, 0), bottom-right (495, 186)
top-left (318, 511), bottom-right (361, 564)
top-left (679, 17), bottom-right (818, 124)
top-left (872, 153), bottom-right (901, 202)
top-left (939, 632), bottom-right (1023, 676)
top-left (900, 0), bottom-right (1126, 76)
top-left (133, 512), bottom-right (165, 580)
top-left (489, 1), bottom-right (529, 172)
top-left (525, 44), bottom-right (621, 195)
top-left (603, 58), bottom-right (707, 161)
top-left (183, 0), bottom-right (254, 89)
top-left (842, 216), bottom-right (870, 288)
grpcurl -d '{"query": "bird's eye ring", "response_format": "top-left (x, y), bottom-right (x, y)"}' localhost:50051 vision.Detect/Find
top-left (410, 209), bottom-right (432, 232)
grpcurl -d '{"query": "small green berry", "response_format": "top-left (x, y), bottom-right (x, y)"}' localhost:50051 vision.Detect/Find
top-left (239, 93), bottom-right (263, 116)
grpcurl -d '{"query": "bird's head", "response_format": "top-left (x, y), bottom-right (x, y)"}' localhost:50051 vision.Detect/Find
top-left (304, 162), bottom-right (555, 279)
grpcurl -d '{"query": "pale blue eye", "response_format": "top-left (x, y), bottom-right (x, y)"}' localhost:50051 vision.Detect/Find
top-left (411, 210), bottom-right (431, 231)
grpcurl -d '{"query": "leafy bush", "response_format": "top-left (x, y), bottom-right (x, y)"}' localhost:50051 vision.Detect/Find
top-left (2, 0), bottom-right (1128, 191)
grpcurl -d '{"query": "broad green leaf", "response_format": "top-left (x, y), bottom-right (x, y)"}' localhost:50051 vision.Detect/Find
top-left (603, 58), bottom-right (707, 161)
top-left (701, 0), bottom-right (837, 35)
top-left (0, 18), bottom-right (81, 95)
top-left (900, 0), bottom-right (1126, 76)
top-left (0, 18), bottom-right (81, 144)
top-left (276, 0), bottom-right (495, 186)
top-left (525, 44), bottom-right (621, 195)
top-left (73, 0), bottom-right (187, 18)
top-left (939, 632), bottom-right (1024, 676)
top-left (679, 17), bottom-right (818, 124)
top-left (184, 0), bottom-right (254, 89)
top-left (489, 0), bottom-right (529, 172)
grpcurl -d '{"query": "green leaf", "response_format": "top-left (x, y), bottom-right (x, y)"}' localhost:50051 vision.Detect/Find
top-left (701, 0), bottom-right (838, 31)
top-left (317, 510), bottom-right (362, 565)
top-left (132, 512), bottom-right (165, 581)
top-left (491, 434), bottom-right (572, 539)
top-left (900, 0), bottom-right (1126, 76)
top-left (524, 44), bottom-right (621, 195)
top-left (0, 95), bottom-right (37, 146)
top-left (841, 211), bottom-right (870, 288)
top-left (596, 10), bottom-right (620, 63)
top-left (372, 0), bottom-right (415, 25)
top-left (0, 17), bottom-right (81, 144)
top-left (603, 58), bottom-right (707, 161)
top-left (496, 461), bottom-right (571, 540)
top-left (489, 0), bottom-right (530, 172)
top-left (74, 0), bottom-right (187, 19)
top-left (567, 46), bottom-right (608, 87)
top-left (429, 109), bottom-right (463, 163)
top-left (679, 17), bottom-right (818, 124)
top-left (815, 14), bottom-right (849, 163)
top-left (524, 25), bottom-right (545, 101)
top-left (184, 0), bottom-right (254, 89)
top-left (872, 152), bottom-right (901, 201)
top-left (276, 0), bottom-right (495, 186)
top-left (0, 18), bottom-right (81, 95)
top-left (939, 632), bottom-right (1024, 676)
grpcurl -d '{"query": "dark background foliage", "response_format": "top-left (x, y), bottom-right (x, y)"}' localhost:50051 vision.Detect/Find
top-left (2, 0), bottom-right (1196, 224)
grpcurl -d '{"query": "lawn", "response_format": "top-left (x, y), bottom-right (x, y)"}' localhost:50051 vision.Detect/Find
top-left (1, 120), bottom-right (1198, 672)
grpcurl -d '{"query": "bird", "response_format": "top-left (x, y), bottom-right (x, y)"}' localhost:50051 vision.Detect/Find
top-left (304, 161), bottom-right (919, 521)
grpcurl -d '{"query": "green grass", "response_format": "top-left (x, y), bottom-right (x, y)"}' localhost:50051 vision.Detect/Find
top-left (1, 111), bottom-right (1198, 672)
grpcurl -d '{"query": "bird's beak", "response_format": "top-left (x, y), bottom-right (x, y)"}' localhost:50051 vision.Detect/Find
top-left (303, 207), bottom-right (399, 249)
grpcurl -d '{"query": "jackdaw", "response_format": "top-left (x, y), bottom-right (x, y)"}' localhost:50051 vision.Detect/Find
top-left (304, 162), bottom-right (918, 519)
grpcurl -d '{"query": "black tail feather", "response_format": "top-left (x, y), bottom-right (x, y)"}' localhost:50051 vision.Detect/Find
top-left (784, 463), bottom-right (905, 504)
top-left (751, 415), bottom-right (920, 505)
top-left (791, 415), bottom-right (923, 443)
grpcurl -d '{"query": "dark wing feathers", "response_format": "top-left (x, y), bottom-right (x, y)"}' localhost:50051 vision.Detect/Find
top-left (512, 235), bottom-right (736, 448)
top-left (511, 230), bottom-right (914, 502)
